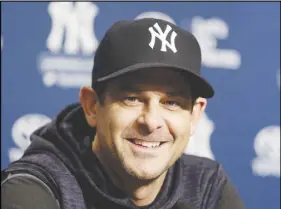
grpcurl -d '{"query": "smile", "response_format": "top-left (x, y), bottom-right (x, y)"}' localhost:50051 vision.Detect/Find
top-left (128, 138), bottom-right (166, 149)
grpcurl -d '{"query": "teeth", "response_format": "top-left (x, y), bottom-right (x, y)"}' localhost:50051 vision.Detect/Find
top-left (133, 139), bottom-right (161, 148)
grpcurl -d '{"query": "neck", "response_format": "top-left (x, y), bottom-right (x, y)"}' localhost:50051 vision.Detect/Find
top-left (129, 174), bottom-right (166, 206)
top-left (92, 139), bottom-right (167, 207)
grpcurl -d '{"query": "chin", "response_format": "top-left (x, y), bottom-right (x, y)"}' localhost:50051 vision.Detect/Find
top-left (125, 163), bottom-right (168, 181)
top-left (130, 171), bottom-right (163, 181)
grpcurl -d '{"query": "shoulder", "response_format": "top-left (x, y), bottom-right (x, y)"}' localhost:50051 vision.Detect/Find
top-left (1, 172), bottom-right (60, 209)
top-left (177, 155), bottom-right (225, 208)
top-left (180, 155), bottom-right (246, 208)
top-left (180, 153), bottom-right (222, 172)
top-left (179, 154), bottom-right (228, 189)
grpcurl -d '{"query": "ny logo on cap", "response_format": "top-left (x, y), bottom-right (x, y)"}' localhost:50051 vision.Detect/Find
top-left (148, 23), bottom-right (177, 53)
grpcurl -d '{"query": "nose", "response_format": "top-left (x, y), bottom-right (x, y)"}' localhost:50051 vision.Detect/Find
top-left (136, 106), bottom-right (165, 134)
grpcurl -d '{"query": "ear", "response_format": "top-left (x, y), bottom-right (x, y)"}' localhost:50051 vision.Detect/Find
top-left (79, 86), bottom-right (98, 128)
top-left (190, 97), bottom-right (207, 136)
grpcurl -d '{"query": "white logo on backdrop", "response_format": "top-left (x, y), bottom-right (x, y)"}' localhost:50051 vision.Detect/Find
top-left (135, 11), bottom-right (176, 25)
top-left (9, 114), bottom-right (52, 162)
top-left (185, 112), bottom-right (215, 160)
top-left (148, 23), bottom-right (177, 53)
top-left (191, 16), bottom-right (241, 70)
top-left (38, 2), bottom-right (99, 88)
top-left (252, 68), bottom-right (280, 177)
top-left (252, 126), bottom-right (280, 177)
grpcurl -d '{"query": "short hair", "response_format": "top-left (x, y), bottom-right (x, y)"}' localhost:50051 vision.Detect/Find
top-left (92, 81), bottom-right (107, 105)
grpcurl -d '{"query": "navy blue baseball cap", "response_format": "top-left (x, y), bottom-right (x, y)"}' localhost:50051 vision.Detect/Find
top-left (92, 18), bottom-right (214, 98)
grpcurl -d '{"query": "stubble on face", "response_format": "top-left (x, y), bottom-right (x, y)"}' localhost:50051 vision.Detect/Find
top-left (93, 68), bottom-right (194, 182)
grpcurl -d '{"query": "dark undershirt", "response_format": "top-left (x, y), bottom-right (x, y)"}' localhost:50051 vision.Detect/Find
top-left (1, 174), bottom-right (245, 209)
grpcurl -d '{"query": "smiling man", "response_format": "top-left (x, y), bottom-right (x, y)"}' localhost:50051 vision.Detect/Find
top-left (2, 18), bottom-right (245, 209)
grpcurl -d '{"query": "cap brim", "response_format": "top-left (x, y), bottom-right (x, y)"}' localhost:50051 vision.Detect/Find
top-left (95, 63), bottom-right (214, 98)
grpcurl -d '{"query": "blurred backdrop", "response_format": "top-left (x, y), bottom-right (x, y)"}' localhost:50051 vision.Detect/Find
top-left (1, 2), bottom-right (280, 209)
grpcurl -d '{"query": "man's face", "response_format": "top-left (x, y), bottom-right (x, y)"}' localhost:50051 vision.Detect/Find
top-left (82, 68), bottom-right (206, 180)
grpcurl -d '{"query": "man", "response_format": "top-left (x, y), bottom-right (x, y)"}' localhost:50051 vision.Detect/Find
top-left (1, 18), bottom-right (245, 209)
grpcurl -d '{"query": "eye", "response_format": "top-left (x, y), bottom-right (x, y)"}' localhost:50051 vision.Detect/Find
top-left (125, 96), bottom-right (138, 102)
top-left (163, 100), bottom-right (182, 110)
top-left (164, 100), bottom-right (179, 106)
top-left (123, 96), bottom-right (140, 106)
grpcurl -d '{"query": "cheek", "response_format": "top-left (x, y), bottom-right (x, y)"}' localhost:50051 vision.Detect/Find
top-left (96, 107), bottom-right (138, 143)
top-left (166, 113), bottom-right (192, 142)
top-left (110, 108), bottom-right (139, 135)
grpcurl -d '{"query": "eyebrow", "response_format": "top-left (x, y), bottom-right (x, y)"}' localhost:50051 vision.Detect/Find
top-left (116, 83), bottom-right (190, 98)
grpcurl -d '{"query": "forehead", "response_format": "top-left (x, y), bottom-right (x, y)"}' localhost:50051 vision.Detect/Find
top-left (107, 68), bottom-right (191, 94)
